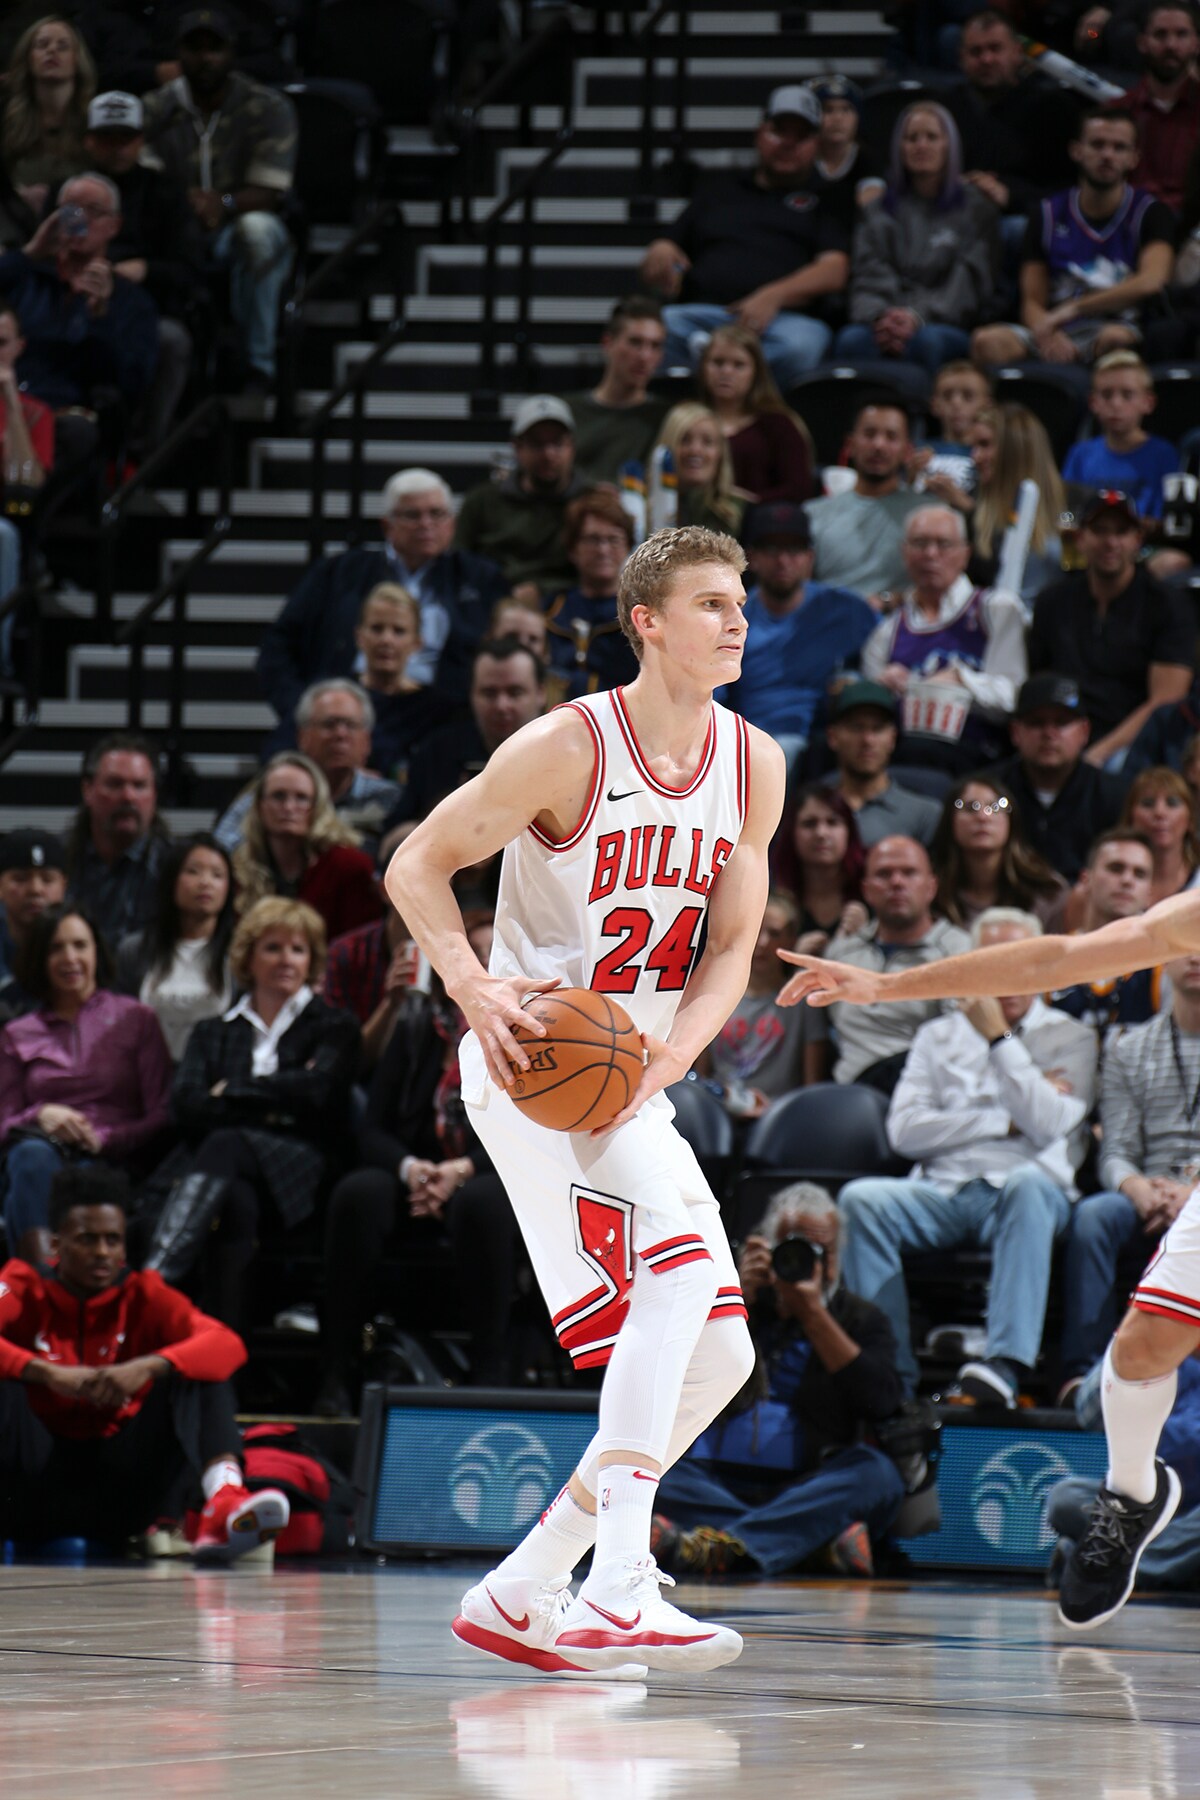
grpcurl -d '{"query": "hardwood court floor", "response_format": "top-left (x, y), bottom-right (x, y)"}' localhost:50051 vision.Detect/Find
top-left (1, 1561), bottom-right (1196, 1798)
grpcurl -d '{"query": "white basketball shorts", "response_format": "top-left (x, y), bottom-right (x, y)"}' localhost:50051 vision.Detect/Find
top-left (1133, 1184), bottom-right (1200, 1330)
top-left (460, 1032), bottom-right (746, 1370)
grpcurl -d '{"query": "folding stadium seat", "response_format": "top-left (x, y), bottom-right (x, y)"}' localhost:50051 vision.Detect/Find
top-left (1147, 363), bottom-right (1200, 450)
top-left (303, 0), bottom-right (453, 125)
top-left (727, 1082), bottom-right (908, 1242)
top-left (287, 81), bottom-right (384, 225)
top-left (784, 367), bottom-right (925, 469)
top-left (991, 365), bottom-right (1089, 463)
top-left (666, 1074), bottom-right (735, 1199)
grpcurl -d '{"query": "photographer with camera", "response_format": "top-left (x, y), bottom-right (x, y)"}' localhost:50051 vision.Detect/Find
top-left (650, 1181), bottom-right (907, 1579)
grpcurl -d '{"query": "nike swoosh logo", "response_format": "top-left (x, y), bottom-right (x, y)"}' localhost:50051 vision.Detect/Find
top-left (606, 787), bottom-right (641, 802)
top-left (631, 1470), bottom-right (658, 1483)
top-left (486, 1587), bottom-right (530, 1631)
top-left (585, 1599), bottom-right (642, 1631)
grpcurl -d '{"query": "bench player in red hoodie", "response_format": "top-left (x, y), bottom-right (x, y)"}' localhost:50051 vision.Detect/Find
top-left (0, 1162), bottom-right (289, 1560)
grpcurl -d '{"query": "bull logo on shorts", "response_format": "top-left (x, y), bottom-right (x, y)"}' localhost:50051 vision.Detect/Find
top-left (971, 1442), bottom-right (1072, 1554)
top-left (449, 1423), bottom-right (555, 1533)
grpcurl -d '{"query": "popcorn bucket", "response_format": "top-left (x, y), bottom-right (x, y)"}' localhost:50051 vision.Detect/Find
top-left (902, 679), bottom-right (969, 742)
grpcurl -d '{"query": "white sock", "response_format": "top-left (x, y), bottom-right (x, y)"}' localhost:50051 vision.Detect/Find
top-left (202, 1458), bottom-right (242, 1502)
top-left (1102, 1342), bottom-right (1177, 1505)
top-left (583, 1464), bottom-right (660, 1592)
top-left (494, 1483), bottom-right (595, 1583)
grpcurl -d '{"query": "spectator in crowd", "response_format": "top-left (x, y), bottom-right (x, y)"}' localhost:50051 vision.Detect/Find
top-left (230, 752), bottom-right (382, 944)
top-left (1105, 2), bottom-right (1200, 212)
top-left (219, 679), bottom-right (401, 855)
top-left (490, 592), bottom-right (548, 661)
top-left (963, 404), bottom-right (1066, 604)
top-left (1028, 490), bottom-right (1194, 767)
top-left (257, 468), bottom-right (505, 720)
top-left (972, 109), bottom-right (1175, 369)
top-left (808, 74), bottom-right (885, 226)
top-left (385, 636), bottom-right (547, 835)
top-left (823, 681), bottom-right (942, 849)
top-left (81, 90), bottom-right (203, 450)
top-left (115, 833), bottom-right (234, 1063)
top-left (841, 907), bottom-right (1097, 1402)
top-left (640, 84), bottom-right (849, 388)
top-left (0, 301), bottom-right (50, 663)
top-left (0, 172), bottom-right (159, 417)
top-left (652, 402), bottom-right (745, 535)
top-left (836, 101), bottom-right (1001, 376)
top-left (699, 893), bottom-right (825, 1109)
top-left (0, 828), bottom-right (65, 985)
top-left (696, 325), bottom-right (814, 502)
top-left (930, 776), bottom-right (1066, 929)
top-left (1047, 828), bottom-right (1159, 1042)
top-left (318, 908), bottom-right (522, 1409)
top-left (1126, 673), bottom-right (1200, 775)
top-left (1062, 353), bottom-right (1181, 522)
top-left (564, 295), bottom-right (669, 484)
top-left (861, 504), bottom-right (1027, 771)
top-left (349, 585), bottom-right (454, 785)
top-left (1119, 764), bottom-right (1200, 904)
top-left (943, 8), bottom-right (1079, 227)
top-left (0, 902), bottom-right (172, 1265)
top-left (153, 898), bottom-right (359, 1333)
top-left (772, 783), bottom-right (868, 953)
top-left (985, 674), bottom-right (1127, 883)
top-left (541, 490), bottom-right (639, 701)
top-left (0, 1162), bottom-right (289, 1562)
top-left (719, 502), bottom-right (875, 773)
top-left (1059, 949), bottom-right (1200, 1394)
top-left (1, 16), bottom-right (95, 214)
top-left (650, 1182), bottom-right (905, 1578)
top-left (809, 834), bottom-right (971, 1092)
top-left (804, 401), bottom-right (924, 598)
top-left (324, 906), bottom-right (418, 1069)
top-left (920, 360), bottom-right (992, 497)
top-left (454, 396), bottom-right (586, 591)
top-left (64, 733), bottom-right (170, 945)
top-left (141, 7), bottom-right (297, 389)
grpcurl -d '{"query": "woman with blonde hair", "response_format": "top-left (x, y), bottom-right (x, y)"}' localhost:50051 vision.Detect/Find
top-left (653, 401), bottom-right (744, 534)
top-left (696, 323), bottom-right (814, 502)
top-left (353, 583), bottom-right (453, 782)
top-left (1120, 766), bottom-right (1200, 906)
top-left (1, 15), bottom-right (95, 209)
top-left (965, 404), bottom-right (1065, 603)
top-left (233, 751), bottom-right (382, 941)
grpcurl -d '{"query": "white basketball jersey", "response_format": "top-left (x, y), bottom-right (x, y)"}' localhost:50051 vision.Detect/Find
top-left (491, 688), bottom-right (751, 1041)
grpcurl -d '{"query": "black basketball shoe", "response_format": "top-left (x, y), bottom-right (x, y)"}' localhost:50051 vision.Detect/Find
top-left (1058, 1460), bottom-right (1182, 1630)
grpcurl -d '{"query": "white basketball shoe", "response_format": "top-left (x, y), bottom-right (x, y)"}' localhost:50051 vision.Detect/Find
top-left (453, 1571), bottom-right (649, 1680)
top-left (554, 1556), bottom-right (744, 1673)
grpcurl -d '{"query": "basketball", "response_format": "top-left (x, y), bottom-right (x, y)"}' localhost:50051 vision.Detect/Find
top-left (506, 988), bottom-right (644, 1132)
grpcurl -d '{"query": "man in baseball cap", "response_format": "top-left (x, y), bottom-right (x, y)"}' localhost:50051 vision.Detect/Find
top-left (639, 80), bottom-right (850, 389)
top-left (806, 75), bottom-right (885, 224)
top-left (824, 680), bottom-right (942, 849)
top-left (454, 396), bottom-right (588, 591)
top-left (985, 672), bottom-right (1127, 882)
top-left (0, 829), bottom-right (66, 994)
top-left (724, 502), bottom-right (875, 775)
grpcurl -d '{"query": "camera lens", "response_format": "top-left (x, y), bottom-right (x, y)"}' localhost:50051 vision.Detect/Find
top-left (770, 1234), bottom-right (821, 1284)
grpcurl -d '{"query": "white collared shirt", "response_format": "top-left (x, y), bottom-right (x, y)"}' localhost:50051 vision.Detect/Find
top-left (223, 985), bottom-right (314, 1077)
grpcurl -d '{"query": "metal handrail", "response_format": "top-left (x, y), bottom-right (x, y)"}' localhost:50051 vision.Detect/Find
top-left (474, 123), bottom-right (574, 398)
top-left (638, 0), bottom-right (689, 195)
top-left (451, 10), bottom-right (575, 223)
top-left (303, 314), bottom-right (406, 562)
top-left (277, 201), bottom-right (404, 429)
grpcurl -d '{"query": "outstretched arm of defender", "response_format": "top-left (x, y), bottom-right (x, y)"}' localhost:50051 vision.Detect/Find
top-left (776, 889), bottom-right (1200, 1009)
top-left (385, 709), bottom-right (599, 1085)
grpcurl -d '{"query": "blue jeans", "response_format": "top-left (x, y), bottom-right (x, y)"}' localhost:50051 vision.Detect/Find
top-left (834, 321), bottom-right (971, 377)
top-left (840, 1170), bottom-right (1073, 1395)
top-left (1061, 1190), bottom-right (1152, 1380)
top-left (2, 1137), bottom-right (92, 1246)
top-left (1049, 1476), bottom-right (1200, 1587)
top-left (661, 302), bottom-right (831, 389)
top-left (657, 1445), bottom-right (904, 1575)
top-left (211, 211), bottom-right (293, 379)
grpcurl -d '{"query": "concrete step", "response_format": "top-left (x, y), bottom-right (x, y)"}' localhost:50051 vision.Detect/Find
top-left (70, 644), bottom-right (260, 705)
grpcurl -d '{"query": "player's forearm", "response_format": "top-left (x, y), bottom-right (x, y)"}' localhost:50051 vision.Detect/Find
top-left (877, 922), bottom-right (1159, 1003)
top-left (665, 940), bottom-right (754, 1067)
top-left (383, 843), bottom-right (485, 1003)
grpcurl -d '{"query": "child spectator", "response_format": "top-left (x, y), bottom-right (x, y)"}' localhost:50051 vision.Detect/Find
top-left (1062, 352), bottom-right (1181, 521)
top-left (808, 75), bottom-right (884, 226)
top-left (912, 359), bottom-right (991, 504)
top-left (696, 324), bottom-right (814, 503)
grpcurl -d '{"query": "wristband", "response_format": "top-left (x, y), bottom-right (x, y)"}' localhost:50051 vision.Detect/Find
top-left (987, 1030), bottom-right (1014, 1048)
top-left (221, 192), bottom-right (237, 218)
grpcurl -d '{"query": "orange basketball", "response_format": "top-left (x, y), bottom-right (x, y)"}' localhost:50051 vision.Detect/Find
top-left (506, 988), bottom-right (644, 1132)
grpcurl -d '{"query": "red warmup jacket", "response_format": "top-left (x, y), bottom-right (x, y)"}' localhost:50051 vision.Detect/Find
top-left (0, 1259), bottom-right (246, 1440)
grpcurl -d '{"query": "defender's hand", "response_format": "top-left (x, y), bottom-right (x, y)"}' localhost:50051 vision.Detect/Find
top-left (456, 973), bottom-right (562, 1088)
top-left (776, 952), bottom-right (883, 1008)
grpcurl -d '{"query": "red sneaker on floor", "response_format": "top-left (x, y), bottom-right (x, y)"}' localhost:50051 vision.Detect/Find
top-left (192, 1484), bottom-right (290, 1565)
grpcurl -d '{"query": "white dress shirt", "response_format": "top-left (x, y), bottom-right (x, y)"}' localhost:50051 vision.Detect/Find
top-left (223, 985), bottom-right (314, 1077)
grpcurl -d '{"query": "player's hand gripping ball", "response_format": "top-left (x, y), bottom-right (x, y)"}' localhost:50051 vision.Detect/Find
top-left (506, 988), bottom-right (645, 1131)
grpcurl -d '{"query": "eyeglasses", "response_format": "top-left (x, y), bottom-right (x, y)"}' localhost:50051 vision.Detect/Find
top-left (393, 508), bottom-right (450, 524)
top-left (907, 536), bottom-right (961, 553)
top-left (953, 796), bottom-right (1011, 817)
top-left (310, 716), bottom-right (362, 734)
top-left (576, 532), bottom-right (628, 549)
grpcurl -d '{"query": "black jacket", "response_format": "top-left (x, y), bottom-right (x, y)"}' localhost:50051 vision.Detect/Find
top-left (749, 1286), bottom-right (904, 1469)
top-left (107, 163), bottom-right (206, 317)
top-left (358, 990), bottom-right (491, 1177)
top-left (984, 752), bottom-right (1126, 885)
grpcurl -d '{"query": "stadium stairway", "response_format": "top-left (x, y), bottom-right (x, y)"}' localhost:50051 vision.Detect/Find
top-left (0, 8), bottom-right (893, 834)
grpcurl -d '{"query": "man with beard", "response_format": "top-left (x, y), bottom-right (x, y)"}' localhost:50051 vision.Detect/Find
top-left (824, 682), bottom-right (941, 849)
top-left (943, 9), bottom-right (1079, 225)
top-left (1106, 3), bottom-right (1200, 212)
top-left (64, 734), bottom-right (170, 944)
top-left (141, 8), bottom-right (296, 390)
top-left (972, 109), bottom-right (1176, 368)
top-left (986, 675), bottom-right (1126, 882)
top-left (803, 402), bottom-right (925, 598)
top-left (454, 397), bottom-right (588, 591)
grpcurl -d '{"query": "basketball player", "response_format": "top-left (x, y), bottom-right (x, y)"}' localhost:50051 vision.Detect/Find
top-left (385, 526), bottom-right (784, 1677)
top-left (776, 890), bottom-right (1200, 1630)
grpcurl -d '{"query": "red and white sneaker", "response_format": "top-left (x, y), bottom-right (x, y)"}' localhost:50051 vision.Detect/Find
top-left (555, 1557), bottom-right (744, 1674)
top-left (192, 1484), bottom-right (290, 1566)
top-left (453, 1572), bottom-right (648, 1680)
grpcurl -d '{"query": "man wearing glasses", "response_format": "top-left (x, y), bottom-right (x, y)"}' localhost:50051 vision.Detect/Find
top-left (257, 466), bottom-right (507, 729)
top-left (1028, 490), bottom-right (1193, 771)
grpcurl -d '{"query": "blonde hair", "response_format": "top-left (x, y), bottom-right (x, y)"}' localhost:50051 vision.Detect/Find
top-left (358, 582), bottom-right (420, 633)
top-left (616, 524), bottom-right (746, 658)
top-left (1092, 349), bottom-right (1154, 389)
top-left (3, 16), bottom-right (96, 170)
top-left (655, 402), bottom-right (743, 530)
top-left (972, 404), bottom-right (1065, 559)
top-left (229, 896), bottom-right (328, 989)
top-left (697, 324), bottom-right (816, 459)
top-left (233, 752), bottom-right (359, 913)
